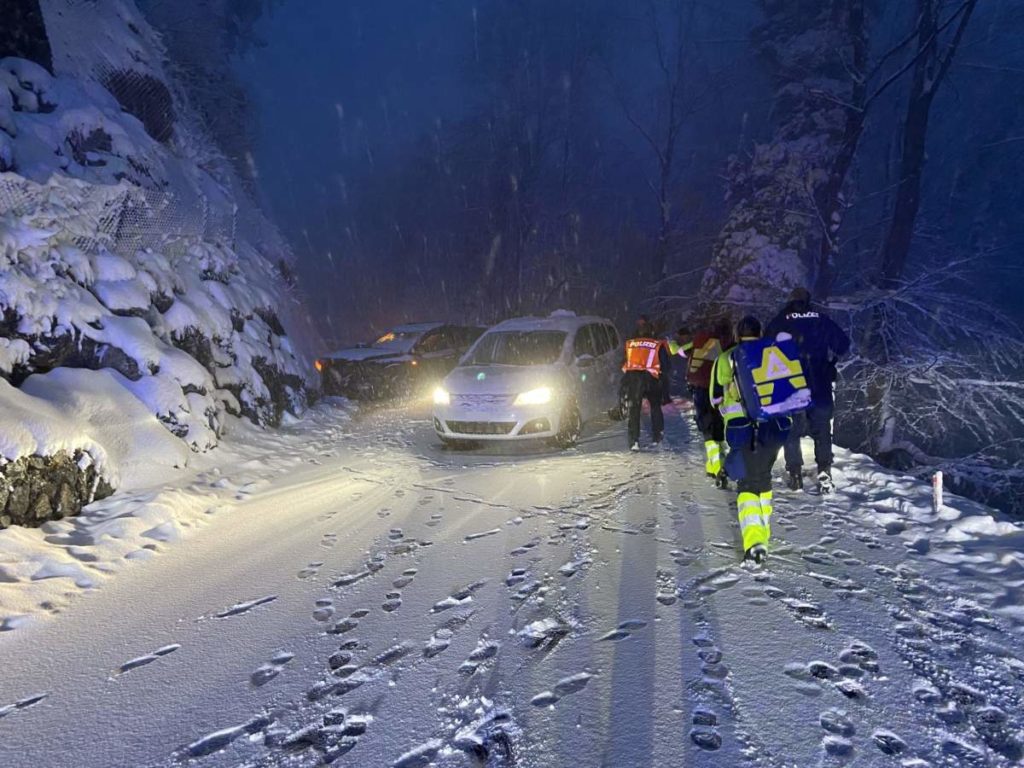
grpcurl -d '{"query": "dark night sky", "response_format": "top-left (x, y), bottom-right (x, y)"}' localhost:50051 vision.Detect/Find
top-left (235, 1), bottom-right (1024, 347)
top-left (239, 1), bottom-right (477, 340)
top-left (236, 1), bottom-right (765, 345)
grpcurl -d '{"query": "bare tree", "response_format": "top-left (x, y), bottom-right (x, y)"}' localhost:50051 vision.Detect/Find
top-left (610, 0), bottom-right (695, 282)
top-left (879, 0), bottom-right (980, 286)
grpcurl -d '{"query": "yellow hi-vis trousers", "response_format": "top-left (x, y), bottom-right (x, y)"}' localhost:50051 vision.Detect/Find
top-left (704, 440), bottom-right (723, 475)
top-left (737, 490), bottom-right (773, 551)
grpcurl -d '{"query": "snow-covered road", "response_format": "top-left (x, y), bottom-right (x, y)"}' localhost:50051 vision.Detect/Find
top-left (2, 401), bottom-right (1023, 767)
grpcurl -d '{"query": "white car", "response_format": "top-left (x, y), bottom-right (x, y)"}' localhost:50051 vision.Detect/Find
top-left (432, 312), bottom-right (622, 448)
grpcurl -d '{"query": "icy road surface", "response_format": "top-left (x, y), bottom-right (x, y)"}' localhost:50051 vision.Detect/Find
top-left (2, 401), bottom-right (1023, 767)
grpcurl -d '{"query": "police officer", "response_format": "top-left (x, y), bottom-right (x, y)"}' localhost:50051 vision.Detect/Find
top-left (622, 318), bottom-right (670, 451)
top-left (766, 287), bottom-right (850, 494)
top-left (685, 317), bottom-right (733, 487)
top-left (711, 316), bottom-right (790, 564)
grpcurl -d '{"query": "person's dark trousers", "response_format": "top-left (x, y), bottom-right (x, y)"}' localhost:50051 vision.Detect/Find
top-left (784, 395), bottom-right (835, 472)
top-left (690, 387), bottom-right (725, 442)
top-left (623, 371), bottom-right (664, 446)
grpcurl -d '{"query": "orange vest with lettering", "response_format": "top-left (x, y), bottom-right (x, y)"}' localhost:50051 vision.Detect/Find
top-left (622, 338), bottom-right (665, 378)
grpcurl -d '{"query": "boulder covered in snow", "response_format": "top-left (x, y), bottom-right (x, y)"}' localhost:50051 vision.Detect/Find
top-left (0, 367), bottom-right (197, 528)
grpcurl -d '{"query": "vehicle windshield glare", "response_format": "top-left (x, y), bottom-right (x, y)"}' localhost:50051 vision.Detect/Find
top-left (373, 330), bottom-right (420, 349)
top-left (463, 331), bottom-right (567, 366)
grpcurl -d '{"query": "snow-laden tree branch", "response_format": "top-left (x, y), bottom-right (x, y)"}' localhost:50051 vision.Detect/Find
top-left (830, 257), bottom-right (1024, 512)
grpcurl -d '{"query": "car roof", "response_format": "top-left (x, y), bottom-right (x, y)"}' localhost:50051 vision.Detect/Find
top-left (390, 322), bottom-right (445, 333)
top-left (484, 312), bottom-right (614, 334)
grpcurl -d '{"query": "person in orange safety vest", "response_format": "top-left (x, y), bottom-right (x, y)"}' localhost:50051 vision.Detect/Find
top-left (621, 319), bottom-right (670, 451)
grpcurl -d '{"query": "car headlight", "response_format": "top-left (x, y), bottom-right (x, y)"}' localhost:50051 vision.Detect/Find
top-left (514, 387), bottom-right (553, 406)
top-left (433, 387), bottom-right (450, 405)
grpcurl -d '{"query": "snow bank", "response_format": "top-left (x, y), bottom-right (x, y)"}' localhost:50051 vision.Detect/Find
top-left (0, 399), bottom-right (351, 633)
top-left (4, 368), bottom-right (190, 489)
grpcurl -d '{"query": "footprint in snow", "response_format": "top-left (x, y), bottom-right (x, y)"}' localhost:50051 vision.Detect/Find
top-left (263, 709), bottom-right (371, 763)
top-left (392, 568), bottom-right (418, 589)
top-left (822, 734), bottom-right (854, 758)
top-left (510, 538), bottom-right (540, 557)
top-left (558, 557), bottom-right (591, 578)
top-left (424, 628), bottom-right (454, 658)
top-left (307, 644), bottom-right (410, 701)
top-left (871, 730), bottom-right (907, 756)
top-left (689, 707), bottom-right (722, 751)
top-left (389, 528), bottom-right (404, 541)
top-left (819, 708), bottom-right (856, 738)
top-left (313, 598), bottom-right (335, 622)
top-left (425, 512), bottom-right (443, 528)
top-left (382, 591), bottom-right (403, 612)
top-left (464, 528), bottom-right (501, 542)
top-left (459, 637), bottom-right (500, 676)
top-left (298, 561), bottom-right (324, 580)
top-left (531, 672), bottom-right (594, 707)
top-left (656, 570), bottom-right (679, 606)
top-left (423, 612), bottom-right (474, 658)
top-left (518, 617), bottom-right (571, 652)
top-left (215, 595), bottom-right (277, 619)
top-left (777, 595), bottom-right (832, 630)
top-left (185, 713), bottom-right (276, 758)
top-left (599, 619), bottom-right (647, 642)
top-left (321, 533), bottom-right (338, 549)
top-left (511, 576), bottom-right (544, 603)
top-left (0, 693), bottom-right (49, 719)
top-left (329, 609), bottom-right (370, 635)
top-left (251, 651), bottom-right (295, 687)
top-left (432, 581), bottom-right (486, 613)
top-left (116, 644), bottom-right (181, 676)
top-left (328, 649), bottom-right (354, 670)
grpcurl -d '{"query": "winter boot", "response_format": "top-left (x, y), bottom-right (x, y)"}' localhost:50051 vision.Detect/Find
top-left (787, 469), bottom-right (803, 491)
top-left (630, 442), bottom-right (641, 453)
top-left (817, 470), bottom-right (835, 495)
top-left (715, 470), bottom-right (729, 490)
top-left (743, 544), bottom-right (767, 565)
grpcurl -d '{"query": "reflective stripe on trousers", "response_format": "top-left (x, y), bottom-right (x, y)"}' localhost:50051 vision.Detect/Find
top-left (704, 440), bottom-right (723, 475)
top-left (737, 491), bottom-right (771, 551)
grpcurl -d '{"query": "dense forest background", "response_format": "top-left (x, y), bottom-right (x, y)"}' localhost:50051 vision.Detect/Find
top-left (136, 0), bottom-right (1023, 513)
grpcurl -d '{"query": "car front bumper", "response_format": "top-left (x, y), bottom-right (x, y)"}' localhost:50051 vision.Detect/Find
top-left (433, 401), bottom-right (563, 441)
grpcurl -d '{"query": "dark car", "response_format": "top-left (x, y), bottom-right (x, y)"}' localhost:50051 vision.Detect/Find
top-left (316, 322), bottom-right (484, 400)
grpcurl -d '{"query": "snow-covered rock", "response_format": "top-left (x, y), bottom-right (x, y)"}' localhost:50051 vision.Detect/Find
top-left (0, 1), bottom-right (317, 527)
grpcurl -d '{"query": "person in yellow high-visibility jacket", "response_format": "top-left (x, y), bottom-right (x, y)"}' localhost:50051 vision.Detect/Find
top-left (710, 315), bottom-right (791, 565)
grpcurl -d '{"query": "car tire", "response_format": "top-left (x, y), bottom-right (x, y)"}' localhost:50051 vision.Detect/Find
top-left (551, 402), bottom-right (582, 449)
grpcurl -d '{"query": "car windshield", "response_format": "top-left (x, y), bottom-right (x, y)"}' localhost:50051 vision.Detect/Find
top-left (371, 330), bottom-right (422, 352)
top-left (463, 331), bottom-right (567, 366)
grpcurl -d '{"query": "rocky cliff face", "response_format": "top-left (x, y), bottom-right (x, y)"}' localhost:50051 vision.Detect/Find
top-left (0, 0), bottom-right (316, 527)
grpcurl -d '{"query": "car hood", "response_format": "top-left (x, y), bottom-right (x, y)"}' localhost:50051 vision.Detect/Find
top-left (443, 364), bottom-right (568, 395)
top-left (323, 347), bottom-right (405, 363)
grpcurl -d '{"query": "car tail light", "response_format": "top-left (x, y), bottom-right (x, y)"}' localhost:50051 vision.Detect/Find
top-left (314, 359), bottom-right (324, 372)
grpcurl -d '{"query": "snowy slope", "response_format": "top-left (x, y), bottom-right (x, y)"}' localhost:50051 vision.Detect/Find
top-left (1, 0), bottom-right (316, 523)
top-left (0, 402), bottom-right (1021, 767)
